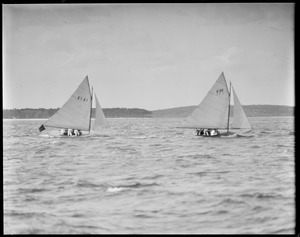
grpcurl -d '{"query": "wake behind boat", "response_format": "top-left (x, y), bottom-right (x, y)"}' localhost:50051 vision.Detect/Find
top-left (38, 76), bottom-right (109, 137)
top-left (180, 72), bottom-right (252, 137)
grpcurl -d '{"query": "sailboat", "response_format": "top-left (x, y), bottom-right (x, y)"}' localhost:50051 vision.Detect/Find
top-left (38, 75), bottom-right (108, 136)
top-left (181, 72), bottom-right (252, 137)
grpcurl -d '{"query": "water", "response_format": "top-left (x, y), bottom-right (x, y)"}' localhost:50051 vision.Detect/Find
top-left (3, 117), bottom-right (295, 234)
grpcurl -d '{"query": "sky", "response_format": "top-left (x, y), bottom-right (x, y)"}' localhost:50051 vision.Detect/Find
top-left (3, 3), bottom-right (294, 110)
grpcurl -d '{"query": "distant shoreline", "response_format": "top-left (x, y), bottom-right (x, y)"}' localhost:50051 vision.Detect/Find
top-left (3, 116), bottom-right (294, 121)
top-left (3, 105), bottom-right (294, 119)
top-left (151, 105), bottom-right (294, 118)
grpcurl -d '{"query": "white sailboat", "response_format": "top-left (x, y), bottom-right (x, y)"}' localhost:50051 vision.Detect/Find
top-left (38, 75), bottom-right (108, 136)
top-left (181, 72), bottom-right (252, 136)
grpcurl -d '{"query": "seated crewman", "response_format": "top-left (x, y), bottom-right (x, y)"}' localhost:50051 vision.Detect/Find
top-left (73, 129), bottom-right (81, 136)
top-left (60, 128), bottom-right (67, 135)
top-left (67, 128), bottom-right (74, 136)
top-left (205, 129), bottom-right (211, 136)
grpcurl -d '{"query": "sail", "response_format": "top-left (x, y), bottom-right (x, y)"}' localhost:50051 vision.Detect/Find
top-left (43, 76), bottom-right (92, 131)
top-left (93, 93), bottom-right (109, 131)
top-left (182, 72), bottom-right (230, 129)
top-left (231, 87), bottom-right (252, 129)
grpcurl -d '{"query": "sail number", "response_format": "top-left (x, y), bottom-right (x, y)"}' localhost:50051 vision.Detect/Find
top-left (216, 88), bottom-right (224, 95)
top-left (77, 96), bottom-right (89, 102)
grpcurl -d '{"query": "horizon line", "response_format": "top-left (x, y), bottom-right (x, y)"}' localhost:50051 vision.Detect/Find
top-left (3, 104), bottom-right (295, 111)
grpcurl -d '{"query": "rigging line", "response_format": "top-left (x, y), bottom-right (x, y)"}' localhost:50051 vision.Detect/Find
top-left (89, 86), bottom-right (93, 134)
top-left (227, 81), bottom-right (231, 134)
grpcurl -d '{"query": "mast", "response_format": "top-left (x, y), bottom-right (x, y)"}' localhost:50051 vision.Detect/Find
top-left (89, 85), bottom-right (93, 133)
top-left (227, 81), bottom-right (231, 133)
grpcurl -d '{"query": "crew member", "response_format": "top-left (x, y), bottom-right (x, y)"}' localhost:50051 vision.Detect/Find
top-left (67, 128), bottom-right (74, 136)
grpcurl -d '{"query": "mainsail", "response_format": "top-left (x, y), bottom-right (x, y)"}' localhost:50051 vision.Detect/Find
top-left (41, 76), bottom-right (92, 131)
top-left (39, 75), bottom-right (109, 134)
top-left (231, 87), bottom-right (252, 129)
top-left (181, 72), bottom-right (252, 133)
top-left (93, 93), bottom-right (109, 131)
top-left (183, 72), bottom-right (230, 129)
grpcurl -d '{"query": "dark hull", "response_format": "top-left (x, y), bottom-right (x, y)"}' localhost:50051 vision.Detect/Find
top-left (60, 132), bottom-right (82, 137)
top-left (195, 133), bottom-right (221, 137)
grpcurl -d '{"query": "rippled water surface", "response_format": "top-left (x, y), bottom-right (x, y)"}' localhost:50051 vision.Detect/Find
top-left (3, 117), bottom-right (295, 234)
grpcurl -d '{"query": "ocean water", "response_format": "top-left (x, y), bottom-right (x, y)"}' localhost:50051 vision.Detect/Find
top-left (3, 117), bottom-right (295, 234)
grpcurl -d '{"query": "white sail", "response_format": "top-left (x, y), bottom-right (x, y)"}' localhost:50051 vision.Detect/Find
top-left (231, 87), bottom-right (252, 129)
top-left (182, 72), bottom-right (230, 129)
top-left (43, 76), bottom-right (92, 131)
top-left (93, 93), bottom-right (109, 131)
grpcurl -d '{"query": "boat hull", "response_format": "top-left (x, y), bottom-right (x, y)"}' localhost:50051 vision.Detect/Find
top-left (195, 133), bottom-right (221, 137)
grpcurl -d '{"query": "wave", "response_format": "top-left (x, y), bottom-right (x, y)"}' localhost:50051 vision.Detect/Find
top-left (76, 180), bottom-right (159, 194)
top-left (113, 182), bottom-right (159, 189)
top-left (23, 228), bottom-right (44, 234)
top-left (76, 180), bottom-right (107, 189)
top-left (249, 145), bottom-right (261, 149)
top-left (23, 196), bottom-right (37, 202)
top-left (106, 182), bottom-right (159, 193)
top-left (148, 135), bottom-right (157, 138)
top-left (33, 146), bottom-right (54, 155)
top-left (133, 213), bottom-right (153, 219)
top-left (89, 134), bottom-right (112, 138)
top-left (5, 210), bottom-right (55, 218)
top-left (141, 174), bottom-right (164, 180)
top-left (38, 134), bottom-right (54, 138)
top-left (258, 130), bottom-right (294, 137)
top-left (54, 222), bottom-right (111, 234)
top-left (131, 136), bottom-right (148, 139)
top-left (259, 131), bottom-right (272, 134)
top-left (252, 205), bottom-right (264, 211)
top-left (17, 187), bottom-right (49, 194)
top-left (190, 170), bottom-right (231, 177)
top-left (214, 198), bottom-right (247, 206)
top-left (240, 192), bottom-right (283, 199)
top-left (236, 134), bottom-right (255, 138)
top-left (271, 227), bottom-right (295, 234)
top-left (219, 133), bottom-right (255, 138)
top-left (106, 187), bottom-right (127, 193)
top-left (214, 210), bottom-right (229, 215)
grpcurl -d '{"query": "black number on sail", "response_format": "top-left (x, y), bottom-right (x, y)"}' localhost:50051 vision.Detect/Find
top-left (77, 96), bottom-right (88, 102)
top-left (216, 88), bottom-right (224, 95)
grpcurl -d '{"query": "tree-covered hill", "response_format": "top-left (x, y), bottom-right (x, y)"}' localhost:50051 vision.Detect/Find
top-left (151, 105), bottom-right (294, 118)
top-left (3, 108), bottom-right (152, 119)
top-left (3, 105), bottom-right (294, 119)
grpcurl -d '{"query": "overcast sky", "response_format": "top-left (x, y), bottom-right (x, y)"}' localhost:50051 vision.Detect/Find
top-left (3, 3), bottom-right (294, 110)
